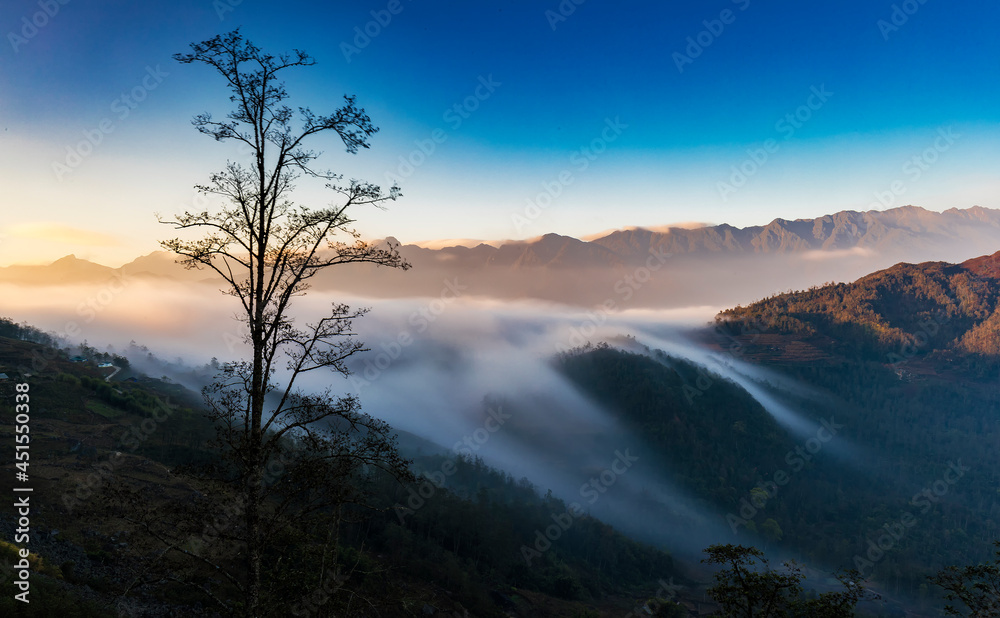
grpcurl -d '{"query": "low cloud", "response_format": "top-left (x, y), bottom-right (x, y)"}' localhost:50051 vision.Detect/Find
top-left (801, 247), bottom-right (877, 261)
top-left (579, 222), bottom-right (713, 241)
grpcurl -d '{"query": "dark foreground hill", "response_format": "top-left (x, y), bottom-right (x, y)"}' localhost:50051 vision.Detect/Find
top-left (0, 325), bottom-right (682, 617)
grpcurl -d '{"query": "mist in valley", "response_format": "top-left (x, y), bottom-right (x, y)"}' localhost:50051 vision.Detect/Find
top-left (0, 275), bottom-right (872, 567)
top-left (6, 245), bottom-right (997, 618)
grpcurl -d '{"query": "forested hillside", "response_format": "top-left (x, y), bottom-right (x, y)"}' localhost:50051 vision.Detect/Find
top-left (718, 250), bottom-right (1000, 364)
top-left (673, 251), bottom-right (1000, 611)
top-left (556, 343), bottom-right (1000, 612)
top-left (0, 330), bottom-right (680, 617)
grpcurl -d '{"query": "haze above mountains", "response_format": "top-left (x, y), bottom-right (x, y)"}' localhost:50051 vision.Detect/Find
top-left (7, 205), bottom-right (1000, 308)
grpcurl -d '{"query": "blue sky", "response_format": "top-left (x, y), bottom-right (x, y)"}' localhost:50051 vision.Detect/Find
top-left (1, 0), bottom-right (998, 265)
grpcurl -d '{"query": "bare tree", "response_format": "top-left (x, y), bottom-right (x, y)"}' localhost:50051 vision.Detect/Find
top-left (154, 29), bottom-right (412, 616)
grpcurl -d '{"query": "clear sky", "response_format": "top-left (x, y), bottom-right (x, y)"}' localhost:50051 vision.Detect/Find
top-left (2, 0), bottom-right (999, 266)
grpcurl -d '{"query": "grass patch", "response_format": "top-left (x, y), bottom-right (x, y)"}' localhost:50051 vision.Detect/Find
top-left (85, 399), bottom-right (124, 419)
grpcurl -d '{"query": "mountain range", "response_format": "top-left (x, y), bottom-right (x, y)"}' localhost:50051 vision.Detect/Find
top-left (407, 205), bottom-right (1000, 267)
top-left (6, 205), bottom-right (1000, 308)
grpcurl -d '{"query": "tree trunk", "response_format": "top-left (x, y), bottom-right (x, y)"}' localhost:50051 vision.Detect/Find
top-left (246, 457), bottom-right (262, 617)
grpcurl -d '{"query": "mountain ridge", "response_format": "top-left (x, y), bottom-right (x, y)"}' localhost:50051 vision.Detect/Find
top-left (6, 205), bottom-right (998, 276)
top-left (717, 247), bottom-right (1000, 362)
top-left (5, 205), bottom-right (1000, 310)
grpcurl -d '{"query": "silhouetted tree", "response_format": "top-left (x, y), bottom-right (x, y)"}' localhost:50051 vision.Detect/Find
top-left (929, 541), bottom-right (1000, 616)
top-left (150, 29), bottom-right (411, 617)
top-left (703, 544), bottom-right (874, 617)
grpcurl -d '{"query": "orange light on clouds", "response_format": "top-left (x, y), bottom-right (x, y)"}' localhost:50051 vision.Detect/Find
top-left (0, 222), bottom-right (123, 266)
